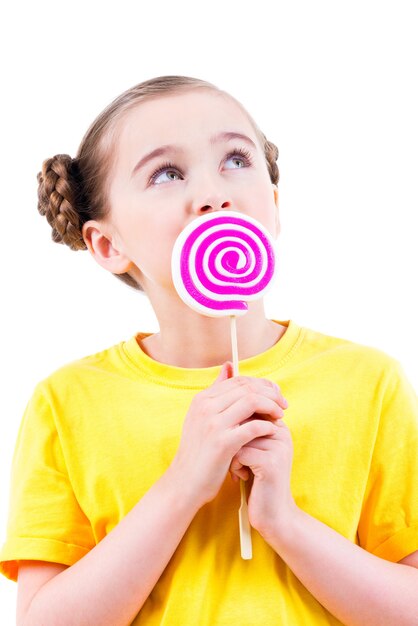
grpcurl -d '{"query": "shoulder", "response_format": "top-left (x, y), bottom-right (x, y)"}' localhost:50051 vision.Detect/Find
top-left (37, 336), bottom-right (131, 393)
top-left (300, 323), bottom-right (417, 417)
top-left (298, 322), bottom-right (417, 416)
top-left (23, 335), bottom-right (136, 426)
top-left (299, 322), bottom-right (401, 379)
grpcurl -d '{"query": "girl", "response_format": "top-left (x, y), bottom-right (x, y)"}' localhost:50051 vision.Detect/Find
top-left (1, 75), bottom-right (417, 626)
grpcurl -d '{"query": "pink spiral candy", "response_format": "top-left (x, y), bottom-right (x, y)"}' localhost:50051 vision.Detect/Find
top-left (171, 210), bottom-right (276, 317)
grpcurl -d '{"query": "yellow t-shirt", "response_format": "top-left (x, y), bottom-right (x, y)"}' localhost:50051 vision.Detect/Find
top-left (1, 319), bottom-right (418, 625)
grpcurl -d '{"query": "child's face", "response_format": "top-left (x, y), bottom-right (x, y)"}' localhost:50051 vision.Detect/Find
top-left (100, 89), bottom-right (279, 293)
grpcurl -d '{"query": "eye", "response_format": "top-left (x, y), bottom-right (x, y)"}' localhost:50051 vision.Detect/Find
top-left (148, 161), bottom-right (178, 185)
top-left (148, 146), bottom-right (253, 186)
top-left (148, 161), bottom-right (181, 186)
top-left (224, 147), bottom-right (253, 170)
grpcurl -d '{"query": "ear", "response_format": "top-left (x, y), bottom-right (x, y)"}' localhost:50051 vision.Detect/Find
top-left (81, 220), bottom-right (134, 275)
top-left (272, 184), bottom-right (280, 238)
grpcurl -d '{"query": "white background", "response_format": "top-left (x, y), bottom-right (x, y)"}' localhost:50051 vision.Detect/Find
top-left (1, 0), bottom-right (417, 620)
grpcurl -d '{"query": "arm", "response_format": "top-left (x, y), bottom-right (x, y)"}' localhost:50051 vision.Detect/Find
top-left (400, 551), bottom-right (418, 567)
top-left (230, 416), bottom-right (418, 626)
top-left (21, 365), bottom-right (286, 626)
top-left (22, 465), bottom-right (201, 626)
top-left (264, 504), bottom-right (418, 626)
top-left (230, 356), bottom-right (418, 625)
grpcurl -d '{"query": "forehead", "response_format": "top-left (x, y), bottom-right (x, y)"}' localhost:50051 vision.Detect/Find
top-left (114, 89), bottom-right (257, 152)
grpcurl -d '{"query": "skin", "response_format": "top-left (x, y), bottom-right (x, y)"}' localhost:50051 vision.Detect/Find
top-left (82, 88), bottom-right (287, 368)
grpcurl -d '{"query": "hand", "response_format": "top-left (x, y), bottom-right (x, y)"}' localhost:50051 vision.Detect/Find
top-left (170, 362), bottom-right (288, 509)
top-left (229, 407), bottom-right (297, 539)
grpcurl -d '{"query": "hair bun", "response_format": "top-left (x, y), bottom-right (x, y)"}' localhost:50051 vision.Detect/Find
top-left (37, 154), bottom-right (87, 251)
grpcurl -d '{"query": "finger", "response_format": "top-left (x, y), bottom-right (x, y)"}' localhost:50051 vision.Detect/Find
top-left (229, 427), bottom-right (281, 476)
top-left (240, 412), bottom-right (283, 426)
top-left (208, 384), bottom-right (285, 418)
top-left (230, 421), bottom-right (292, 478)
top-left (234, 446), bottom-right (269, 476)
top-left (249, 378), bottom-right (288, 411)
top-left (230, 443), bottom-right (254, 476)
top-left (222, 394), bottom-right (285, 429)
top-left (206, 375), bottom-right (289, 411)
top-left (230, 420), bottom-right (291, 467)
top-left (239, 435), bottom-right (279, 451)
top-left (229, 452), bottom-right (251, 481)
top-left (230, 464), bottom-right (251, 481)
top-left (226, 417), bottom-right (279, 452)
top-left (266, 380), bottom-right (289, 410)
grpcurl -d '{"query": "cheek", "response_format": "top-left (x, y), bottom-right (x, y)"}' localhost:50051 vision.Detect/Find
top-left (255, 193), bottom-right (278, 235)
top-left (130, 222), bottom-right (179, 282)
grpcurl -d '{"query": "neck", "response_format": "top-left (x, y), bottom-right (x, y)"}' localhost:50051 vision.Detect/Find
top-left (138, 287), bottom-right (286, 368)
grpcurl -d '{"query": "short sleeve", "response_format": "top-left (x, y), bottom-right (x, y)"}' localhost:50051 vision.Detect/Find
top-left (0, 383), bottom-right (95, 582)
top-left (358, 359), bottom-right (418, 562)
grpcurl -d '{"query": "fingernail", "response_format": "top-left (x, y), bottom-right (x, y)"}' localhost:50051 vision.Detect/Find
top-left (283, 398), bottom-right (289, 408)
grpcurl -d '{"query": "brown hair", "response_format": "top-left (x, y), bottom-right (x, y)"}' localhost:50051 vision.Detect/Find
top-left (37, 75), bottom-right (280, 292)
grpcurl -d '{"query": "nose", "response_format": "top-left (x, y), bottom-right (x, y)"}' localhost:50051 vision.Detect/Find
top-left (191, 184), bottom-right (232, 216)
top-left (196, 199), bottom-right (231, 215)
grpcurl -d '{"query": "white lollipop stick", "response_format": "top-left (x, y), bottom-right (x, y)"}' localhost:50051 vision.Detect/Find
top-left (230, 315), bottom-right (252, 560)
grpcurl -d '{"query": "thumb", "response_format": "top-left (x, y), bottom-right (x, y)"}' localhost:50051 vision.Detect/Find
top-left (216, 361), bottom-right (234, 382)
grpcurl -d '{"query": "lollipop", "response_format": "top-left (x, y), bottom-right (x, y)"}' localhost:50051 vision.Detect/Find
top-left (171, 210), bottom-right (277, 560)
top-left (171, 210), bottom-right (276, 316)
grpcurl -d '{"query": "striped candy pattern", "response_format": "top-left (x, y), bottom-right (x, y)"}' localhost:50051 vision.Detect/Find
top-left (171, 211), bottom-right (276, 317)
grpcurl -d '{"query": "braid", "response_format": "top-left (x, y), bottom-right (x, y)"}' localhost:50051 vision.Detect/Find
top-left (264, 138), bottom-right (280, 186)
top-left (37, 154), bottom-right (87, 251)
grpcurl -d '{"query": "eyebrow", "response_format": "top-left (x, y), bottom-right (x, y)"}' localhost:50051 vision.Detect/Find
top-left (131, 131), bottom-right (257, 178)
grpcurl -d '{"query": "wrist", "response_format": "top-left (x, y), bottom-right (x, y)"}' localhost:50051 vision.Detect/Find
top-left (257, 499), bottom-right (302, 551)
top-left (164, 458), bottom-right (205, 515)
